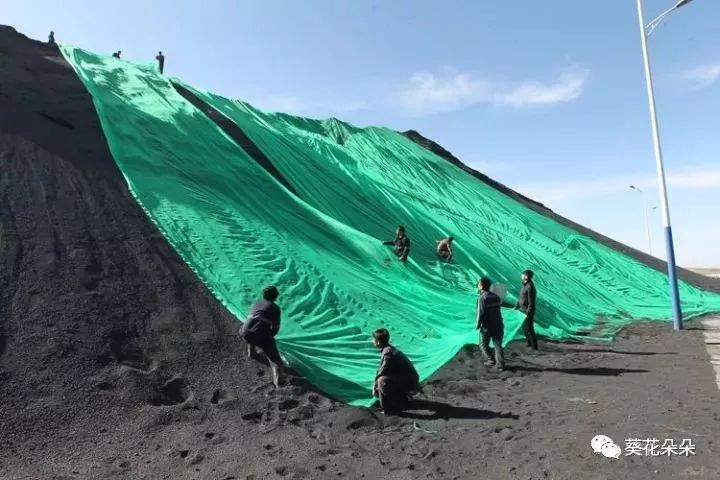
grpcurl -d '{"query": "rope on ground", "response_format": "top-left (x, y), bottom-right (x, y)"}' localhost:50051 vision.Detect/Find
top-left (412, 422), bottom-right (437, 434)
top-left (658, 424), bottom-right (704, 437)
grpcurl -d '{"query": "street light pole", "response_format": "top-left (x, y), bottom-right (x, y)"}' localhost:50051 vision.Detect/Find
top-left (634, 0), bottom-right (693, 330)
top-left (629, 185), bottom-right (652, 256)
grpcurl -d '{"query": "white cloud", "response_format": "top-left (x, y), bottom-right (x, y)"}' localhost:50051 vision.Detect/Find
top-left (682, 64), bottom-right (720, 88)
top-left (397, 67), bottom-right (588, 115)
top-left (243, 67), bottom-right (588, 118)
top-left (669, 167), bottom-right (720, 188)
top-left (495, 70), bottom-right (586, 107)
top-left (515, 164), bottom-right (720, 203)
top-left (399, 71), bottom-right (488, 114)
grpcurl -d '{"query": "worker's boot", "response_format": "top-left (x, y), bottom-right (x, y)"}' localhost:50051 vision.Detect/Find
top-left (480, 347), bottom-right (495, 367)
top-left (494, 345), bottom-right (505, 371)
top-left (271, 364), bottom-right (282, 389)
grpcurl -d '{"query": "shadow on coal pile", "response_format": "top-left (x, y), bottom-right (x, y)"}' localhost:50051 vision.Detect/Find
top-left (509, 365), bottom-right (648, 376)
top-left (398, 399), bottom-right (520, 421)
top-left (543, 346), bottom-right (677, 356)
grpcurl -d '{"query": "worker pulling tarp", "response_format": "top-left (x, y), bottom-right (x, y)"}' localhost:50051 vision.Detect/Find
top-left (59, 44), bottom-right (720, 406)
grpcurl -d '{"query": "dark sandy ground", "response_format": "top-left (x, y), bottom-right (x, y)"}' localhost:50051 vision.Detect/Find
top-left (2, 25), bottom-right (720, 480)
top-left (2, 321), bottom-right (719, 480)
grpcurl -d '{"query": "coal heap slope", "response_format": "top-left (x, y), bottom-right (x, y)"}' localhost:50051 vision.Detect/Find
top-left (0, 25), bottom-right (260, 464)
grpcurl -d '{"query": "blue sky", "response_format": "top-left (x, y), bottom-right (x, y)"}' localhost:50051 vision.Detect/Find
top-left (6, 0), bottom-right (720, 266)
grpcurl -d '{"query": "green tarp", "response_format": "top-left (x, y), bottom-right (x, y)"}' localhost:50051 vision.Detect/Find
top-left (60, 45), bottom-right (720, 406)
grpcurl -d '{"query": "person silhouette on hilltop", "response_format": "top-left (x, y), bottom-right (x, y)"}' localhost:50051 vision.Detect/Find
top-left (155, 51), bottom-right (165, 74)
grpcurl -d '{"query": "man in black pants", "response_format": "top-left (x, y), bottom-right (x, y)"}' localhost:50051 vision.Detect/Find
top-left (477, 277), bottom-right (505, 371)
top-left (239, 286), bottom-right (284, 387)
top-left (436, 236), bottom-right (454, 262)
top-left (372, 328), bottom-right (419, 414)
top-left (383, 225), bottom-right (410, 262)
top-left (516, 269), bottom-right (538, 350)
top-left (155, 51), bottom-right (165, 74)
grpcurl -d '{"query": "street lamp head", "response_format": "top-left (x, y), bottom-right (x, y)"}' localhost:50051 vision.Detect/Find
top-left (645, 0), bottom-right (696, 36)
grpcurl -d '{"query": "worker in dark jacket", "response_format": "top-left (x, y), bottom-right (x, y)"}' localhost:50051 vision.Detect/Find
top-left (372, 328), bottom-right (419, 414)
top-left (112, 50), bottom-right (122, 59)
top-left (516, 269), bottom-right (538, 350)
top-left (436, 236), bottom-right (454, 262)
top-left (383, 225), bottom-right (410, 262)
top-left (477, 277), bottom-right (505, 371)
top-left (155, 51), bottom-right (165, 74)
top-left (239, 286), bottom-right (284, 387)
top-left (48, 31), bottom-right (55, 45)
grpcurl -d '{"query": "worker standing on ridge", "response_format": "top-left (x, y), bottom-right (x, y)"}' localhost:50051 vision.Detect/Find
top-left (516, 269), bottom-right (539, 350)
top-left (372, 328), bottom-right (419, 414)
top-left (477, 277), bottom-right (505, 371)
top-left (112, 50), bottom-right (121, 59)
top-left (383, 225), bottom-right (411, 262)
top-left (155, 51), bottom-right (165, 74)
top-left (239, 286), bottom-right (284, 388)
top-left (436, 236), bottom-right (454, 262)
top-left (48, 31), bottom-right (55, 45)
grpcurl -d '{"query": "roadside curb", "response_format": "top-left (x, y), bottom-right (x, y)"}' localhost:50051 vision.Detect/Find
top-left (701, 316), bottom-right (720, 391)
